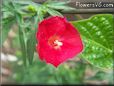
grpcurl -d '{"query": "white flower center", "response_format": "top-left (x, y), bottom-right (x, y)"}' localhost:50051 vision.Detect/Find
top-left (54, 40), bottom-right (63, 46)
top-left (54, 40), bottom-right (63, 49)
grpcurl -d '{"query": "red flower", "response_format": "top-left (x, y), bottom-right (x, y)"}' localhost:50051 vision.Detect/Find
top-left (36, 16), bottom-right (83, 67)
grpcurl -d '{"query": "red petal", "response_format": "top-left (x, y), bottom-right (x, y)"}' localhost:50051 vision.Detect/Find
top-left (36, 16), bottom-right (66, 40)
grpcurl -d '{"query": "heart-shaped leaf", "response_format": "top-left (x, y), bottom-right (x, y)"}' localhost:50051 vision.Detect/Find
top-left (72, 14), bottom-right (113, 69)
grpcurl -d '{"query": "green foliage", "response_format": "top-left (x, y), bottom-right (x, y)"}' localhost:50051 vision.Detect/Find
top-left (72, 14), bottom-right (113, 69)
top-left (10, 55), bottom-right (86, 84)
top-left (16, 13), bottom-right (27, 66)
top-left (9, 52), bottom-right (113, 84)
top-left (2, 0), bottom-right (75, 65)
top-left (46, 8), bottom-right (63, 17)
top-left (1, 0), bottom-right (16, 47)
top-left (26, 31), bottom-right (36, 65)
top-left (1, 17), bottom-right (15, 47)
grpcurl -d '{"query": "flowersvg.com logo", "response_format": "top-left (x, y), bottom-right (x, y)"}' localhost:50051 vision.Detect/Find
top-left (75, 2), bottom-right (114, 8)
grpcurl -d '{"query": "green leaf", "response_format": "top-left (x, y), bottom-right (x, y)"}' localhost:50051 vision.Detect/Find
top-left (44, 0), bottom-right (69, 5)
top-left (26, 31), bottom-right (36, 65)
top-left (2, 0), bottom-right (14, 12)
top-left (15, 13), bottom-right (27, 66)
top-left (18, 27), bottom-right (27, 66)
top-left (1, 16), bottom-right (15, 47)
top-left (37, 9), bottom-right (44, 22)
top-left (72, 14), bottom-right (113, 69)
top-left (46, 8), bottom-right (63, 17)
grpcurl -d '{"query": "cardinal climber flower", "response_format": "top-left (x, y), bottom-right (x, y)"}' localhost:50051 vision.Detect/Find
top-left (36, 16), bottom-right (83, 67)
